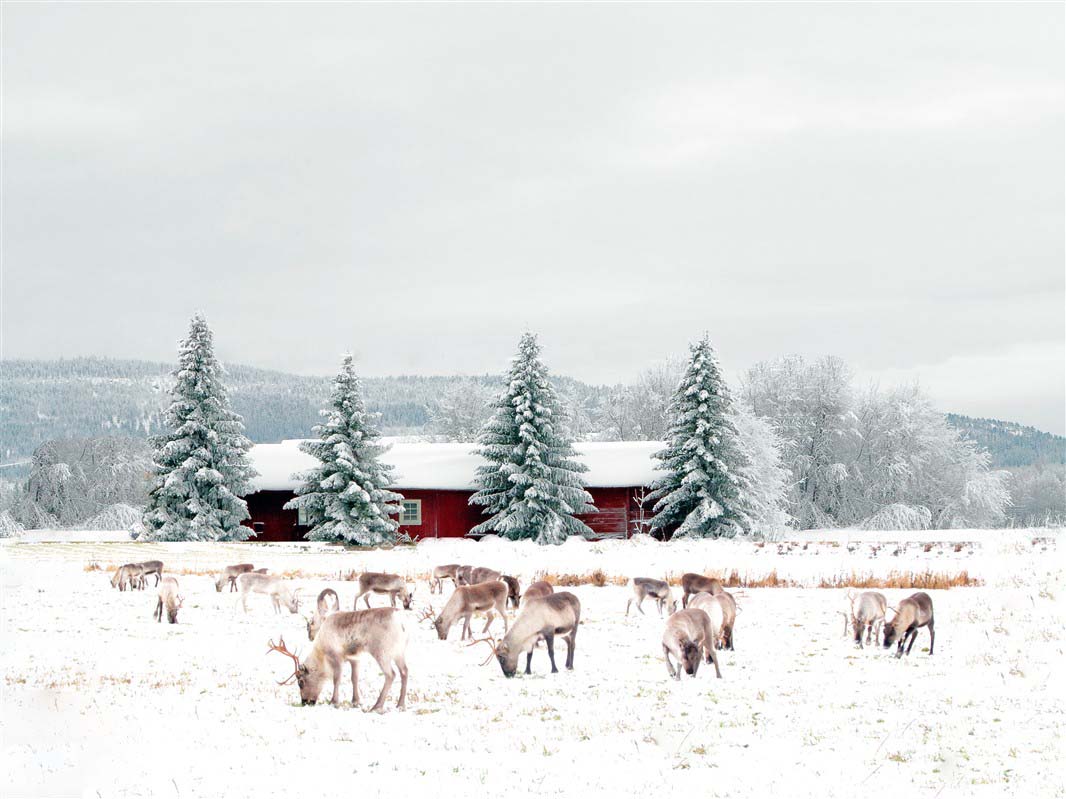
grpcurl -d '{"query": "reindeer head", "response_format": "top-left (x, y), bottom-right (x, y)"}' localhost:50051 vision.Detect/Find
top-left (214, 576), bottom-right (226, 593)
top-left (680, 641), bottom-right (702, 676)
top-left (285, 589), bottom-right (301, 615)
top-left (267, 637), bottom-right (319, 705)
top-left (469, 634), bottom-right (515, 677)
top-left (306, 612), bottom-right (322, 642)
top-left (400, 586), bottom-right (414, 610)
top-left (882, 620), bottom-right (900, 650)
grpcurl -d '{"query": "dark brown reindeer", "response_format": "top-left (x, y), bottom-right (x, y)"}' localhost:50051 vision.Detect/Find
top-left (267, 607), bottom-right (409, 712)
top-left (471, 592), bottom-right (581, 677)
top-left (215, 563), bottom-right (255, 593)
top-left (883, 592), bottom-right (935, 658)
top-left (501, 575), bottom-right (522, 609)
top-left (662, 608), bottom-right (722, 680)
top-left (432, 581), bottom-right (509, 640)
top-left (680, 573), bottom-right (724, 608)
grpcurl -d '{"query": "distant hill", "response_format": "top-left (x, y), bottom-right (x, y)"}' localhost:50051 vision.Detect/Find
top-left (0, 357), bottom-right (601, 468)
top-left (946, 414), bottom-right (1066, 467)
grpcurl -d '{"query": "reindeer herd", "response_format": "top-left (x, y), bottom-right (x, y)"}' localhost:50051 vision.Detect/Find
top-left (107, 558), bottom-right (937, 710)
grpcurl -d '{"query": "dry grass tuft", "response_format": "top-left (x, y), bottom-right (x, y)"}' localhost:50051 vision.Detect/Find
top-left (83, 562), bottom-right (103, 572)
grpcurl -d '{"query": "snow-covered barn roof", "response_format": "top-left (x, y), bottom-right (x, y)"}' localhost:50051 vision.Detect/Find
top-left (248, 439), bottom-right (665, 493)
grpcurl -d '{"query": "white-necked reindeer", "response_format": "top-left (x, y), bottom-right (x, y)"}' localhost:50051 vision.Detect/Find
top-left (267, 607), bottom-right (409, 712)
top-left (662, 607), bottom-right (722, 680)
top-left (352, 572), bottom-right (413, 610)
top-left (237, 572), bottom-right (300, 614)
top-left (154, 576), bottom-right (184, 624)
top-left (471, 592), bottom-right (581, 677)
top-left (432, 581), bottom-right (509, 641)
top-left (626, 577), bottom-right (677, 617)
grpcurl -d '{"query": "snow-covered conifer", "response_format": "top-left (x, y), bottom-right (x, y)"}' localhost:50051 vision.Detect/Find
top-left (470, 333), bottom-right (596, 544)
top-left (650, 336), bottom-right (750, 539)
top-left (285, 355), bottom-right (403, 545)
top-left (142, 314), bottom-right (256, 541)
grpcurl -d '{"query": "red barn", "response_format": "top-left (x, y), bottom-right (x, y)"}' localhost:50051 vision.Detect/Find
top-left (243, 440), bottom-right (664, 542)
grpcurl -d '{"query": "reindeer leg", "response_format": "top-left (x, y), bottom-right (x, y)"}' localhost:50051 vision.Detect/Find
top-left (498, 600), bottom-right (509, 632)
top-left (625, 598), bottom-right (632, 617)
top-left (664, 645), bottom-right (678, 680)
top-left (525, 649), bottom-right (534, 675)
top-left (481, 612), bottom-right (494, 634)
top-left (564, 630), bottom-right (576, 670)
top-left (350, 658), bottom-right (360, 707)
top-left (927, 621), bottom-right (935, 656)
top-left (906, 627), bottom-right (920, 656)
top-left (395, 655), bottom-right (408, 710)
top-left (706, 637), bottom-right (723, 679)
top-left (462, 614), bottom-right (472, 641)
top-left (155, 599), bottom-right (162, 622)
top-left (681, 592), bottom-right (689, 609)
top-left (544, 633), bottom-right (558, 673)
top-left (329, 656), bottom-right (343, 706)
top-left (364, 595), bottom-right (373, 610)
top-left (369, 655), bottom-right (394, 714)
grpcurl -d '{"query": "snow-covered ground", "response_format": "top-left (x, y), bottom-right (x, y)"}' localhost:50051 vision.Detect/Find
top-left (2, 532), bottom-right (1063, 798)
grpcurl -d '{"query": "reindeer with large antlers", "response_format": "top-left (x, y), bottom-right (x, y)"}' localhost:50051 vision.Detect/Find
top-left (267, 607), bottom-right (409, 712)
top-left (432, 581), bottom-right (509, 641)
top-left (470, 592), bottom-right (581, 677)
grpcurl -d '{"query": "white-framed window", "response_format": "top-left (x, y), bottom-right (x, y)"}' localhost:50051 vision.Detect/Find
top-left (297, 506), bottom-right (309, 526)
top-left (400, 499), bottom-right (422, 525)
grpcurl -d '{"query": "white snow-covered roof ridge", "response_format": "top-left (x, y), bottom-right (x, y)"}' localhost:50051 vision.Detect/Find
top-left (247, 439), bottom-right (666, 493)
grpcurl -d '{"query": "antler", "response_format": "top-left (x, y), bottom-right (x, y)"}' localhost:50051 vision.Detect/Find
top-left (417, 604), bottom-right (437, 624)
top-left (466, 634), bottom-right (500, 666)
top-left (266, 636), bottom-right (302, 685)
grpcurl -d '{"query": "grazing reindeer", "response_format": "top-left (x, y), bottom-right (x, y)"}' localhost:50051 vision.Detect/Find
top-left (468, 567), bottom-right (501, 585)
top-left (352, 572), bottom-right (413, 610)
top-left (431, 564), bottom-right (461, 594)
top-left (111, 564), bottom-right (138, 591)
top-left (154, 576), bottom-right (184, 624)
top-left (502, 575), bottom-right (522, 609)
top-left (307, 588), bottom-right (341, 641)
top-left (883, 592), bottom-right (935, 658)
top-left (662, 608), bottom-right (722, 680)
top-left (626, 577), bottom-right (677, 617)
top-left (237, 572), bottom-right (300, 614)
top-left (432, 581), bottom-right (509, 641)
top-left (267, 608), bottom-right (409, 712)
top-left (845, 590), bottom-right (887, 649)
top-left (520, 580), bottom-right (554, 606)
top-left (680, 573), bottom-right (723, 608)
top-left (130, 561), bottom-right (164, 589)
top-left (472, 592), bottom-right (581, 677)
top-left (455, 565), bottom-right (474, 586)
top-left (215, 563), bottom-right (255, 593)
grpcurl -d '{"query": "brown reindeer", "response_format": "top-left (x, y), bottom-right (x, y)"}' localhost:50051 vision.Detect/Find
top-left (626, 577), bottom-right (677, 617)
top-left (520, 581), bottom-right (554, 606)
top-left (432, 581), bottom-right (509, 641)
top-left (154, 576), bottom-right (184, 624)
top-left (662, 608), bottom-right (722, 680)
top-left (306, 588), bottom-right (341, 641)
top-left (455, 565), bottom-right (474, 586)
top-left (883, 592), bottom-right (935, 658)
top-left (431, 564), bottom-right (461, 594)
top-left (133, 561), bottom-right (164, 588)
top-left (471, 592), bottom-right (581, 677)
top-left (352, 572), bottom-right (413, 610)
top-left (267, 608), bottom-right (409, 712)
top-left (501, 575), bottom-right (522, 609)
top-left (111, 564), bottom-right (139, 591)
top-left (215, 563), bottom-right (255, 593)
top-left (680, 573), bottom-right (723, 607)
top-left (846, 590), bottom-right (887, 649)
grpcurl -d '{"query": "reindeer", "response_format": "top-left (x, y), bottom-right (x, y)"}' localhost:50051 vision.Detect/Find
top-left (111, 564), bottom-right (139, 591)
top-left (267, 608), bottom-right (409, 712)
top-left (520, 580), bottom-right (554, 606)
top-left (455, 565), bottom-right (474, 586)
top-left (154, 576), bottom-right (184, 624)
top-left (215, 563), bottom-right (255, 593)
top-left (352, 572), bottom-right (413, 610)
top-left (501, 575), bottom-right (522, 609)
top-left (471, 592), bottom-right (581, 677)
top-left (843, 590), bottom-right (887, 649)
top-left (883, 592), bottom-right (935, 658)
top-left (626, 577), bottom-right (677, 617)
top-left (431, 564), bottom-right (461, 594)
top-left (680, 573), bottom-right (723, 608)
top-left (237, 572), bottom-right (300, 614)
top-left (469, 567), bottom-right (502, 585)
top-left (662, 608), bottom-right (723, 680)
top-left (253, 567), bottom-right (269, 574)
top-left (432, 581), bottom-right (509, 641)
top-left (307, 588), bottom-right (341, 641)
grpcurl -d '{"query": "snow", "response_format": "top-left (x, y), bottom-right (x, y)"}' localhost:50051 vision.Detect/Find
top-left (249, 439), bottom-right (666, 493)
top-left (2, 531), bottom-right (1063, 798)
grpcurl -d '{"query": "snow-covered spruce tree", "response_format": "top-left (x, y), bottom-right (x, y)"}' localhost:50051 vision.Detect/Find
top-left (649, 336), bottom-right (750, 539)
top-left (284, 355), bottom-right (403, 545)
top-left (469, 333), bottom-right (596, 544)
top-left (142, 314), bottom-right (257, 541)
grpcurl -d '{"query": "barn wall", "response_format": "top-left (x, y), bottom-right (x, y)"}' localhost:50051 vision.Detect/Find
top-left (244, 485), bottom-right (644, 542)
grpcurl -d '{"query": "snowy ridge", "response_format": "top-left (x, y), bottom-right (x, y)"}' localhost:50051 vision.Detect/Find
top-left (248, 439), bottom-right (666, 493)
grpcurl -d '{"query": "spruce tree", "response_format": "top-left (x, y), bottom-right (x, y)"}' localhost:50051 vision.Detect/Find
top-left (649, 336), bottom-right (750, 539)
top-left (142, 314), bottom-right (256, 541)
top-left (284, 355), bottom-right (403, 545)
top-left (470, 333), bottom-right (596, 544)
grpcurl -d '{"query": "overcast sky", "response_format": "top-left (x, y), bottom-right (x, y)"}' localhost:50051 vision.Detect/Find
top-left (3, 4), bottom-right (1063, 433)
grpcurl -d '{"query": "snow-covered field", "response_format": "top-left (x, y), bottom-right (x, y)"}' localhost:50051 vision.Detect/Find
top-left (2, 532), bottom-right (1063, 798)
